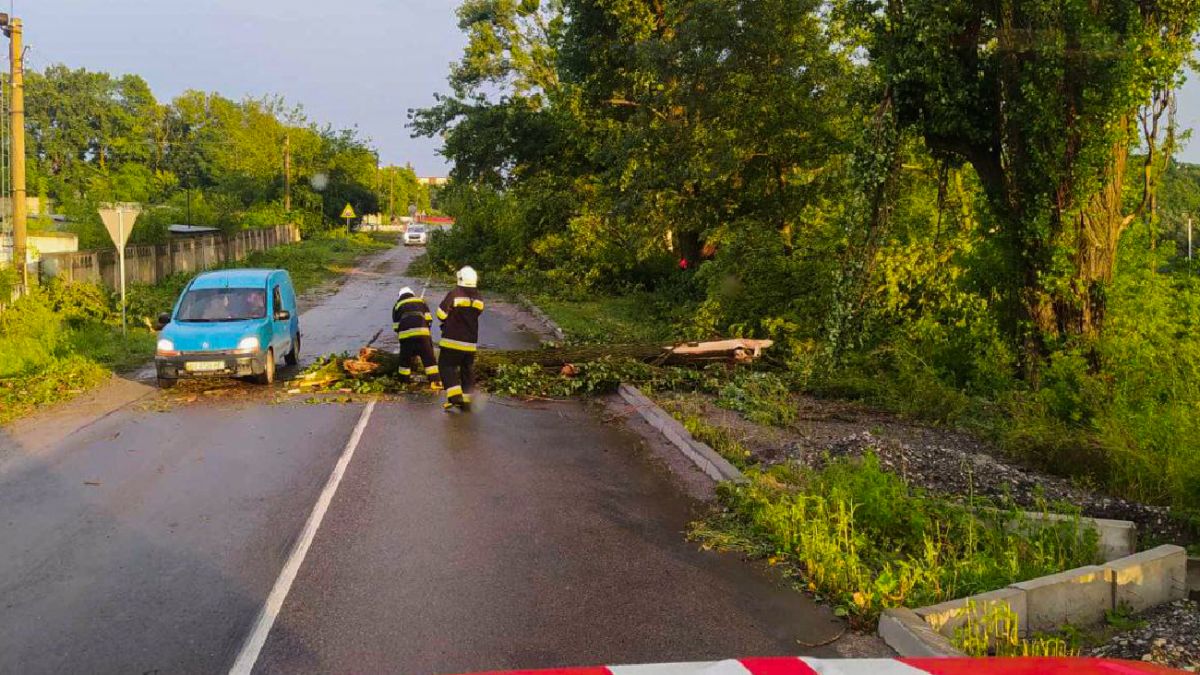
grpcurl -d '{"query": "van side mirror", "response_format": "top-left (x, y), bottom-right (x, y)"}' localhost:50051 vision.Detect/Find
top-left (274, 309), bottom-right (291, 321)
top-left (156, 312), bottom-right (171, 329)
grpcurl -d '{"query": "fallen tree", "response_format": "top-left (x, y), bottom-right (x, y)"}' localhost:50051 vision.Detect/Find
top-left (298, 339), bottom-right (773, 387)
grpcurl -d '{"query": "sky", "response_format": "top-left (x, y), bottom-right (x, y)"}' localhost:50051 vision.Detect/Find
top-left (18, 0), bottom-right (467, 176)
top-left (14, 1), bottom-right (1200, 173)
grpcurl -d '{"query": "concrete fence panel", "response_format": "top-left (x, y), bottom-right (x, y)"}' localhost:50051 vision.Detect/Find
top-left (39, 224), bottom-right (300, 290)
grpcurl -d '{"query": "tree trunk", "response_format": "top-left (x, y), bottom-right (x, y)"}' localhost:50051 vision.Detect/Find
top-left (307, 342), bottom-right (770, 385)
top-left (1067, 140), bottom-right (1129, 339)
top-left (1022, 138), bottom-right (1129, 351)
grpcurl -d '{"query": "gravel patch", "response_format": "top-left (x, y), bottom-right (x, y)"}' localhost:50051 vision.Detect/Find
top-left (1086, 600), bottom-right (1200, 671)
top-left (660, 392), bottom-right (1196, 548)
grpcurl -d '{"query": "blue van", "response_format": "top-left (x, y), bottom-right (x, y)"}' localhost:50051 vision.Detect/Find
top-left (154, 269), bottom-right (300, 388)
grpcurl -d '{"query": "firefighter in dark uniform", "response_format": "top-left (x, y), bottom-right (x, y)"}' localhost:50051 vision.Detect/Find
top-left (392, 286), bottom-right (442, 389)
top-left (436, 266), bottom-right (483, 410)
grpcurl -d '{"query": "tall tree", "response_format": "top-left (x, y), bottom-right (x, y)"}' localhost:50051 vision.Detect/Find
top-left (857, 0), bottom-right (1200, 362)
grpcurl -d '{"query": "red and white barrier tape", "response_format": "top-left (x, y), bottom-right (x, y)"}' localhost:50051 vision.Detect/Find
top-left (458, 657), bottom-right (1182, 675)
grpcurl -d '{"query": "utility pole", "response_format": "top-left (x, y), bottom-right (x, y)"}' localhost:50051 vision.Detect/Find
top-left (283, 133), bottom-right (291, 212)
top-left (2, 15), bottom-right (25, 292)
top-left (388, 169), bottom-right (395, 223)
top-left (1188, 216), bottom-right (1193, 262)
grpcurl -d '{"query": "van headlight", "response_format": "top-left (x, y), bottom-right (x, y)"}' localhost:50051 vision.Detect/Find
top-left (156, 338), bottom-right (178, 356)
top-left (236, 336), bottom-right (261, 353)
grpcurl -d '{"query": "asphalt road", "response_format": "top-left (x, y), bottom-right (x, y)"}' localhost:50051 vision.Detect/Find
top-left (0, 243), bottom-right (850, 675)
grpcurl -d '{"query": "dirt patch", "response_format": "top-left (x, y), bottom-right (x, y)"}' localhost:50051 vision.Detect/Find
top-left (656, 391), bottom-right (1196, 549)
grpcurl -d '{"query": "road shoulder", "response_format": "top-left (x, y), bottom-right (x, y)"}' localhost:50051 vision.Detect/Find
top-left (0, 374), bottom-right (155, 458)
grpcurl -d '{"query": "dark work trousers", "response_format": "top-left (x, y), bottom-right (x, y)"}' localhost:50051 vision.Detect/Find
top-left (438, 347), bottom-right (476, 406)
top-left (398, 335), bottom-right (440, 385)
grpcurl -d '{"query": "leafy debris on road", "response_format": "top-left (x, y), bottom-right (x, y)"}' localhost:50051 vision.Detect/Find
top-left (294, 340), bottom-right (770, 399)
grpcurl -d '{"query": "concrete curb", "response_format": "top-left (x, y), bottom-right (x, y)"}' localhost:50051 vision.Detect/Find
top-left (617, 384), bottom-right (746, 484)
top-left (882, 545), bottom-right (1190, 656)
top-left (515, 294), bottom-right (566, 342)
top-left (878, 608), bottom-right (965, 657)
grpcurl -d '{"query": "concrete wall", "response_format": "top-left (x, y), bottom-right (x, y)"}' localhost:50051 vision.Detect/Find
top-left (883, 545), bottom-right (1190, 655)
top-left (1028, 511), bottom-right (1137, 562)
top-left (29, 233), bottom-right (79, 255)
top-left (39, 224), bottom-right (300, 289)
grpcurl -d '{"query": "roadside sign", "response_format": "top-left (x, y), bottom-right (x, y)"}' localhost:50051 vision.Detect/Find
top-left (340, 203), bottom-right (357, 219)
top-left (99, 204), bottom-right (140, 249)
top-left (98, 203), bottom-right (142, 335)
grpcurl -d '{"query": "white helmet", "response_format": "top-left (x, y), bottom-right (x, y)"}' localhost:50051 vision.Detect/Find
top-left (457, 266), bottom-right (478, 288)
top-left (398, 286), bottom-right (414, 298)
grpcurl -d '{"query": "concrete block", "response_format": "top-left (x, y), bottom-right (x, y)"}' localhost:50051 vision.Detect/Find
top-left (1009, 565), bottom-right (1112, 632)
top-left (915, 587), bottom-right (1028, 639)
top-left (1101, 545), bottom-right (1188, 613)
top-left (1021, 511), bottom-right (1136, 562)
top-left (878, 607), bottom-right (964, 657)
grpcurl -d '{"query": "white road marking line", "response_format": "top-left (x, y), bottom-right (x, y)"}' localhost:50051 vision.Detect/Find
top-left (228, 400), bottom-right (377, 675)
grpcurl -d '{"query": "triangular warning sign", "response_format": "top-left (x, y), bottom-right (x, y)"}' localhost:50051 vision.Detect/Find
top-left (340, 203), bottom-right (357, 219)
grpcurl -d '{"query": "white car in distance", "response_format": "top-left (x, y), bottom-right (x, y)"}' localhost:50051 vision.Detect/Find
top-left (404, 225), bottom-right (428, 246)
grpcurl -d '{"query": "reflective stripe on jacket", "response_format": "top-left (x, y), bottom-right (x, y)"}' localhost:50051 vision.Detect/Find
top-left (392, 293), bottom-right (433, 337)
top-left (438, 286), bottom-right (483, 349)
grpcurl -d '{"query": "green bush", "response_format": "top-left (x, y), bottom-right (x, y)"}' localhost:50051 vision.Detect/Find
top-left (41, 280), bottom-right (117, 326)
top-left (694, 454), bottom-right (1099, 626)
top-left (0, 265), bottom-right (17, 301)
top-left (715, 371), bottom-right (798, 427)
top-left (0, 287), bottom-right (153, 424)
top-left (0, 293), bottom-right (68, 378)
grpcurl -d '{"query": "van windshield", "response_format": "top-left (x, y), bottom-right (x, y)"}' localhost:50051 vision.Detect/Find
top-left (176, 288), bottom-right (267, 322)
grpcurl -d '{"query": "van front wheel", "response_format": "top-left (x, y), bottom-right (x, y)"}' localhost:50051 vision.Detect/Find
top-left (284, 334), bottom-right (299, 366)
top-left (256, 349), bottom-right (276, 385)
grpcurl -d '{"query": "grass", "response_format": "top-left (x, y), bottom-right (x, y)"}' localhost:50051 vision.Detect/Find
top-left (0, 230), bottom-right (392, 425)
top-left (691, 453), bottom-right (1100, 628)
top-left (953, 599), bottom-right (1078, 657)
top-left (0, 293), bottom-right (154, 425)
top-left (529, 293), bottom-right (682, 344)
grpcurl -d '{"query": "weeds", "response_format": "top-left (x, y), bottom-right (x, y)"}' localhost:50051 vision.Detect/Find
top-left (953, 600), bottom-right (1078, 657)
top-left (692, 453), bottom-right (1099, 626)
top-left (0, 284), bottom-right (153, 425)
top-left (1105, 604), bottom-right (1148, 632)
top-left (680, 415), bottom-right (754, 469)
